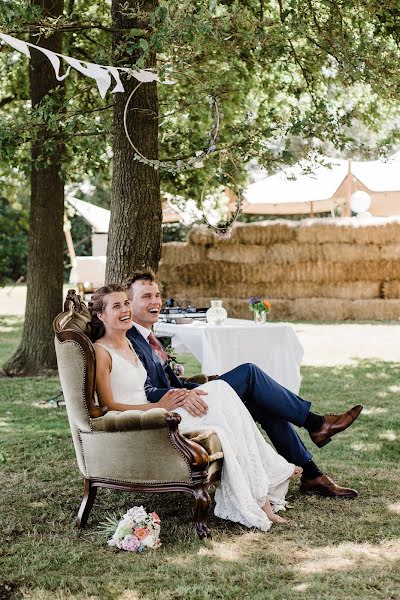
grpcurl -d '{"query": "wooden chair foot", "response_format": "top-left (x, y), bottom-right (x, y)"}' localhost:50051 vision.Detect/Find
top-left (76, 478), bottom-right (97, 528)
top-left (193, 485), bottom-right (211, 539)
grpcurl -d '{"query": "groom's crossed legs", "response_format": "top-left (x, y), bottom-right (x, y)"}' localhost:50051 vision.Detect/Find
top-left (219, 363), bottom-right (362, 498)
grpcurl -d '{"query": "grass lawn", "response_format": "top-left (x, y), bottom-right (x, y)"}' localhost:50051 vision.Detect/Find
top-left (1, 318), bottom-right (400, 599)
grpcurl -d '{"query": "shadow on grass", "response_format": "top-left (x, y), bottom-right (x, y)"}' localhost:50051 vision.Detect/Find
top-left (1, 361), bottom-right (400, 599)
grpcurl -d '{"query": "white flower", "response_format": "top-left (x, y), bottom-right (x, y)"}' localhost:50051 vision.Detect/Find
top-left (140, 534), bottom-right (156, 548)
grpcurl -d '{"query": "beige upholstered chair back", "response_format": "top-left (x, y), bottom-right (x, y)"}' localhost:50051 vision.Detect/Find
top-left (55, 336), bottom-right (93, 475)
top-left (53, 290), bottom-right (103, 476)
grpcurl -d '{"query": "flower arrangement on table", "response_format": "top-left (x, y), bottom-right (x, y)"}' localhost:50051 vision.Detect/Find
top-left (104, 506), bottom-right (161, 553)
top-left (248, 296), bottom-right (272, 323)
top-left (165, 344), bottom-right (185, 376)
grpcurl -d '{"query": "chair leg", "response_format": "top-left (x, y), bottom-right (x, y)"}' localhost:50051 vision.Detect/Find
top-left (193, 485), bottom-right (211, 539)
top-left (76, 478), bottom-right (97, 528)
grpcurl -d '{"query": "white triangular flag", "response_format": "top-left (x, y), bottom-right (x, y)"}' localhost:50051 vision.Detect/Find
top-left (0, 32), bottom-right (31, 57)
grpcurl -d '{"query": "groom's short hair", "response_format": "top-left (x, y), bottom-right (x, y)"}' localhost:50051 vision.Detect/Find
top-left (124, 269), bottom-right (158, 297)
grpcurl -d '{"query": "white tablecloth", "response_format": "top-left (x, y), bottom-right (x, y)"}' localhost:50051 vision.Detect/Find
top-left (154, 318), bottom-right (304, 394)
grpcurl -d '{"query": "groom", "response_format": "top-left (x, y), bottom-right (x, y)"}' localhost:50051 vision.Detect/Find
top-left (125, 269), bottom-right (363, 499)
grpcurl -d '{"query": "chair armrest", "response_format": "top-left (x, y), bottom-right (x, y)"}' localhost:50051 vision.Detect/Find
top-left (91, 408), bottom-right (169, 432)
top-left (181, 374), bottom-right (219, 384)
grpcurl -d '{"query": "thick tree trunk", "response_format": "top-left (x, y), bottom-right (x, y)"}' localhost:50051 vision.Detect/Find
top-left (106, 0), bottom-right (161, 283)
top-left (4, 0), bottom-right (65, 376)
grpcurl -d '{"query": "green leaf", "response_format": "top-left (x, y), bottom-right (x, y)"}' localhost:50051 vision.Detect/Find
top-left (138, 38), bottom-right (149, 52)
top-left (130, 28), bottom-right (146, 37)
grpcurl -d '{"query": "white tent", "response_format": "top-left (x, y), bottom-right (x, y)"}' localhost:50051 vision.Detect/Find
top-left (66, 196), bottom-right (182, 255)
top-left (65, 197), bottom-right (183, 292)
top-left (242, 152), bottom-right (400, 216)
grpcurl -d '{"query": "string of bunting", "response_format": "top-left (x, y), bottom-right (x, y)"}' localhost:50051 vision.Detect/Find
top-left (1, 31), bottom-right (243, 234)
top-left (0, 32), bottom-right (175, 98)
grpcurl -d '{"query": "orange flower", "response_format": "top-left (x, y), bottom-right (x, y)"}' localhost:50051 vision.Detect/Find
top-left (134, 528), bottom-right (149, 540)
top-left (263, 300), bottom-right (271, 309)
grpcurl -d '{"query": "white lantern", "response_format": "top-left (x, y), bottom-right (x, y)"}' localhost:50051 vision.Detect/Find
top-left (350, 190), bottom-right (371, 214)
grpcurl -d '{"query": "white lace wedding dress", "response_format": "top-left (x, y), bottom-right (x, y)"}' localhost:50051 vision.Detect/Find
top-left (98, 343), bottom-right (295, 532)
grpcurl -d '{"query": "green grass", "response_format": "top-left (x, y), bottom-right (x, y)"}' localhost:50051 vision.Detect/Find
top-left (0, 315), bottom-right (23, 367)
top-left (1, 325), bottom-right (400, 598)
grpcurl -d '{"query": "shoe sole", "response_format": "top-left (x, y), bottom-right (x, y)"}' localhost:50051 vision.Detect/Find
top-left (316, 437), bottom-right (332, 448)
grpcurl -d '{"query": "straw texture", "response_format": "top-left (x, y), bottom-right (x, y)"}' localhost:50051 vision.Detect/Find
top-left (159, 218), bottom-right (400, 320)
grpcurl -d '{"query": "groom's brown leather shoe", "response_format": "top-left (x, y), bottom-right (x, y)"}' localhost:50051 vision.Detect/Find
top-left (300, 474), bottom-right (358, 499)
top-left (309, 404), bottom-right (363, 448)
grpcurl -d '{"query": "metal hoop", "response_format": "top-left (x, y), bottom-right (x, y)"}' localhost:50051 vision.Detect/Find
top-left (123, 80), bottom-right (220, 172)
top-left (200, 173), bottom-right (243, 236)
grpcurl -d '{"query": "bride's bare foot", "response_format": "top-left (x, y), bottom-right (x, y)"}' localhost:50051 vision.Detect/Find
top-left (269, 513), bottom-right (288, 524)
top-left (291, 466), bottom-right (303, 479)
top-left (262, 499), bottom-right (288, 524)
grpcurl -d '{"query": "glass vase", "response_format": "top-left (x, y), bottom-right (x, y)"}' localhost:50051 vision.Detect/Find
top-left (253, 311), bottom-right (267, 325)
top-left (206, 300), bottom-right (227, 326)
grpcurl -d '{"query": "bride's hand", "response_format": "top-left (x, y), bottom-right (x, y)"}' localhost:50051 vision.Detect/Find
top-left (157, 389), bottom-right (189, 411)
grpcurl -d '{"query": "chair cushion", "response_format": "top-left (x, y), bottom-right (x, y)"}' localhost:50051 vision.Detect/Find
top-left (92, 408), bottom-right (169, 432)
top-left (184, 429), bottom-right (223, 462)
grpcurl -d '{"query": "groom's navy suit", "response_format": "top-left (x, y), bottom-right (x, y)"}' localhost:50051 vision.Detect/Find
top-left (127, 326), bottom-right (313, 466)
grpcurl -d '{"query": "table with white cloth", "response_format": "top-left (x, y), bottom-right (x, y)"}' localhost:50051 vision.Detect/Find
top-left (154, 318), bottom-right (304, 394)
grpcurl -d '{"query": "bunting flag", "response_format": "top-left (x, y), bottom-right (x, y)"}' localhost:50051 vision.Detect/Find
top-left (0, 32), bottom-right (175, 98)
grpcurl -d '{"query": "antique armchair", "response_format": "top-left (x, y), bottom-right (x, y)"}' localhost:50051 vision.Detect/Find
top-left (53, 290), bottom-right (223, 538)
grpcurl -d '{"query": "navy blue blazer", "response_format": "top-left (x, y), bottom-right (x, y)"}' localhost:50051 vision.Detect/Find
top-left (126, 326), bottom-right (199, 403)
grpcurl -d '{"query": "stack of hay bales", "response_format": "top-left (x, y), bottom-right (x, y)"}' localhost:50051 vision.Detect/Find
top-left (159, 217), bottom-right (400, 320)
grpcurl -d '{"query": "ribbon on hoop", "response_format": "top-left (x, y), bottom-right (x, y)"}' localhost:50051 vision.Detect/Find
top-left (0, 32), bottom-right (175, 98)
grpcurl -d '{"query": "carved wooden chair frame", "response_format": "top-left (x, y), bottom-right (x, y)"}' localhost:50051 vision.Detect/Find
top-left (54, 290), bottom-right (222, 538)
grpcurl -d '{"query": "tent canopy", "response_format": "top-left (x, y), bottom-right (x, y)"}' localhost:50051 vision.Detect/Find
top-left (66, 197), bottom-right (182, 229)
top-left (243, 152), bottom-right (400, 215)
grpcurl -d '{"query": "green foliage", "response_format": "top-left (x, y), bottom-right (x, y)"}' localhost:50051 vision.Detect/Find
top-left (2, 0), bottom-right (400, 212)
top-left (0, 198), bottom-right (29, 286)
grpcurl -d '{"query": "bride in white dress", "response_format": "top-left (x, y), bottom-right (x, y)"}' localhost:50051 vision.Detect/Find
top-left (90, 286), bottom-right (300, 532)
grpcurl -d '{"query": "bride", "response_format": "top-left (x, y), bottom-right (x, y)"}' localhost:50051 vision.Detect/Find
top-left (89, 284), bottom-right (301, 532)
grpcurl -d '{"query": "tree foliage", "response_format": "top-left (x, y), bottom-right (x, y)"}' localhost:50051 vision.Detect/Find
top-left (0, 198), bottom-right (29, 285)
top-left (1, 0), bottom-right (400, 375)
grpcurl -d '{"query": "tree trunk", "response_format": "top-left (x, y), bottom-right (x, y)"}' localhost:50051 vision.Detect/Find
top-left (4, 0), bottom-right (65, 376)
top-left (106, 0), bottom-right (161, 283)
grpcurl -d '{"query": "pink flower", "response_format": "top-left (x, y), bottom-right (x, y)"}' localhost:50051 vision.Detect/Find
top-left (134, 527), bottom-right (149, 540)
top-left (151, 512), bottom-right (161, 524)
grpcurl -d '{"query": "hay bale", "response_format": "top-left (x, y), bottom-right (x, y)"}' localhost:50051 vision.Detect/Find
top-left (380, 244), bottom-right (400, 261)
top-left (265, 281), bottom-right (379, 300)
top-left (161, 242), bottom-right (207, 265)
top-left (290, 298), bottom-right (350, 320)
top-left (349, 299), bottom-right (400, 320)
top-left (207, 242), bottom-right (400, 265)
top-left (161, 260), bottom-right (400, 287)
top-left (296, 217), bottom-right (400, 244)
top-left (163, 281), bottom-right (380, 300)
top-left (381, 280), bottom-right (400, 299)
top-left (207, 245), bottom-right (268, 264)
top-left (234, 220), bottom-right (298, 245)
top-left (187, 225), bottom-right (240, 247)
top-left (163, 239), bottom-right (400, 267)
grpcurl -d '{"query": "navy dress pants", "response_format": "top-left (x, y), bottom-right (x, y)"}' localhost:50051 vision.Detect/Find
top-left (219, 363), bottom-right (313, 466)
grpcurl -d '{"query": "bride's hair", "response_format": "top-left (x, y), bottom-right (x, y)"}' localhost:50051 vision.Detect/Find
top-left (88, 284), bottom-right (126, 342)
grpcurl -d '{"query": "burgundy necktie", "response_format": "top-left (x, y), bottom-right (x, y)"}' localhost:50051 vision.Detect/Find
top-left (148, 332), bottom-right (168, 365)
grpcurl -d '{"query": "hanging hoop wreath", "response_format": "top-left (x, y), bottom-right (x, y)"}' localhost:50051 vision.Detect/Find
top-left (123, 80), bottom-right (220, 173)
top-left (200, 173), bottom-right (243, 238)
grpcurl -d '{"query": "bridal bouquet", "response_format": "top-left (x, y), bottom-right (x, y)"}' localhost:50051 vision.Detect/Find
top-left (106, 506), bottom-right (161, 552)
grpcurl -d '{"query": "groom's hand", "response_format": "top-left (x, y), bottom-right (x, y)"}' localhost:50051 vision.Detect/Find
top-left (182, 390), bottom-right (208, 417)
